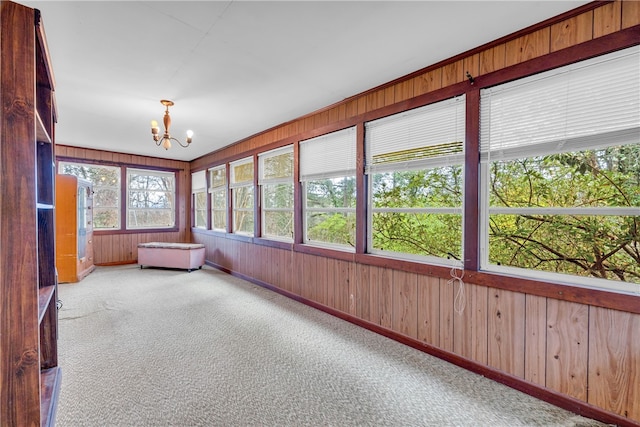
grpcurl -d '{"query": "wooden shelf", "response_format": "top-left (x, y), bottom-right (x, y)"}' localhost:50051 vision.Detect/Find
top-left (40, 367), bottom-right (61, 427)
top-left (36, 112), bottom-right (52, 144)
top-left (38, 285), bottom-right (55, 324)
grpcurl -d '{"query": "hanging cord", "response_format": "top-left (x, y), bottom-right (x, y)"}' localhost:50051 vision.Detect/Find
top-left (449, 261), bottom-right (466, 315)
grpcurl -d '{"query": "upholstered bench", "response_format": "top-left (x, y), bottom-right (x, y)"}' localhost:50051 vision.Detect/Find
top-left (137, 242), bottom-right (205, 272)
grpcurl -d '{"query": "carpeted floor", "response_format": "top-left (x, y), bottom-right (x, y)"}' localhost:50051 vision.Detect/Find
top-left (54, 265), bottom-right (609, 427)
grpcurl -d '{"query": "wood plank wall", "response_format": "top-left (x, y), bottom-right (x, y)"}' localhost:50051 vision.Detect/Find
top-left (55, 145), bottom-right (191, 264)
top-left (191, 2), bottom-right (640, 424)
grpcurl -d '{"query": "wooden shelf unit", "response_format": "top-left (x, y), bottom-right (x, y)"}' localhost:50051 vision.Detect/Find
top-left (1, 2), bottom-right (61, 426)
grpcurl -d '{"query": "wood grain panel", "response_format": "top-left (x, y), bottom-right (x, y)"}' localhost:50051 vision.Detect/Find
top-left (391, 270), bottom-right (418, 339)
top-left (363, 90), bottom-right (386, 114)
top-left (292, 251), bottom-right (304, 297)
top-left (442, 59), bottom-right (464, 87)
top-left (546, 299), bottom-right (589, 401)
top-left (1, 3), bottom-right (42, 422)
top-left (588, 307), bottom-right (640, 421)
top-left (329, 259), bottom-right (352, 314)
top-left (348, 261), bottom-right (357, 316)
top-left (313, 110), bottom-right (330, 129)
top-left (327, 258), bottom-right (337, 309)
top-left (622, 0), bottom-right (640, 29)
top-left (393, 79), bottom-right (414, 103)
top-left (524, 294), bottom-right (547, 386)
top-left (355, 264), bottom-right (372, 323)
top-left (594, 1), bottom-right (622, 38)
top-left (378, 266), bottom-right (393, 329)
top-left (413, 68), bottom-right (442, 97)
top-left (280, 248), bottom-right (293, 292)
top-left (487, 288), bottom-right (525, 378)
top-left (357, 96), bottom-right (367, 117)
top-left (439, 277), bottom-right (455, 352)
top-left (315, 255), bottom-right (328, 306)
top-left (417, 275), bottom-right (440, 346)
top-left (453, 283), bottom-right (488, 364)
top-left (327, 105), bottom-right (343, 123)
top-left (300, 254), bottom-right (316, 300)
top-left (505, 28), bottom-right (551, 67)
top-left (479, 43), bottom-right (506, 75)
top-left (550, 11), bottom-right (594, 52)
top-left (344, 98), bottom-right (359, 120)
top-left (463, 54), bottom-right (480, 82)
top-left (382, 86), bottom-right (395, 108)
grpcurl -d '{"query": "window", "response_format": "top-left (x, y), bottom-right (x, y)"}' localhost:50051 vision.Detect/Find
top-left (127, 168), bottom-right (176, 229)
top-left (192, 170), bottom-right (207, 229)
top-left (259, 145), bottom-right (294, 240)
top-left (58, 161), bottom-right (121, 230)
top-left (480, 46), bottom-right (639, 293)
top-left (209, 165), bottom-right (227, 232)
top-left (300, 127), bottom-right (356, 249)
top-left (365, 96), bottom-right (465, 265)
top-left (230, 157), bottom-right (254, 235)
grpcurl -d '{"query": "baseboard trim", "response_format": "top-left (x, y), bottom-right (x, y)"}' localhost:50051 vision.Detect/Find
top-left (95, 260), bottom-right (138, 267)
top-left (205, 260), bottom-right (638, 427)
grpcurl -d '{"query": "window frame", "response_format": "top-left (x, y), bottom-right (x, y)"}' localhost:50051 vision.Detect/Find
top-left (208, 165), bottom-right (228, 233)
top-left (299, 126), bottom-right (357, 251)
top-left (365, 96), bottom-right (466, 266)
top-left (230, 156), bottom-right (255, 236)
top-left (126, 167), bottom-right (177, 230)
top-left (259, 145), bottom-right (294, 242)
top-left (191, 170), bottom-right (207, 229)
top-left (478, 46), bottom-right (640, 294)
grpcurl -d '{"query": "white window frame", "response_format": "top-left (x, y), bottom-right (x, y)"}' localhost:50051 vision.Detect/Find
top-left (365, 95), bottom-right (466, 266)
top-left (259, 145), bottom-right (294, 241)
top-left (126, 168), bottom-right (176, 230)
top-left (208, 165), bottom-right (227, 232)
top-left (230, 156), bottom-right (255, 236)
top-left (192, 170), bottom-right (207, 229)
top-left (300, 126), bottom-right (357, 250)
top-left (479, 46), bottom-right (640, 295)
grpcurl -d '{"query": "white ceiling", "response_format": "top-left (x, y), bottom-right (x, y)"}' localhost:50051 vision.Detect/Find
top-left (22, 1), bottom-right (589, 162)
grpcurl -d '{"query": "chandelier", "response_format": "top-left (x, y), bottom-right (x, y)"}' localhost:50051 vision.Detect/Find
top-left (150, 100), bottom-right (193, 150)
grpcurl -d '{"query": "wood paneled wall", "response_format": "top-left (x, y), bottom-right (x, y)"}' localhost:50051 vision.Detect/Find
top-left (191, 2), bottom-right (639, 424)
top-left (55, 145), bottom-right (191, 264)
top-left (196, 234), bottom-right (640, 423)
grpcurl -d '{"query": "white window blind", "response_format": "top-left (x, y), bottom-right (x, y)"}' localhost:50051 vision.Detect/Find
top-left (299, 126), bottom-right (356, 181)
top-left (365, 95), bottom-right (466, 173)
top-left (480, 46), bottom-right (640, 162)
top-left (259, 145), bottom-right (293, 185)
top-left (191, 170), bottom-right (206, 193)
top-left (230, 156), bottom-right (254, 188)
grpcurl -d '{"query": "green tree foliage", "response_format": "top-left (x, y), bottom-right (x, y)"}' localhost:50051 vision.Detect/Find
top-left (368, 145), bottom-right (639, 284)
top-left (371, 166), bottom-right (463, 260)
top-left (306, 177), bottom-right (356, 246)
top-left (489, 145), bottom-right (639, 283)
top-left (263, 183), bottom-right (293, 238)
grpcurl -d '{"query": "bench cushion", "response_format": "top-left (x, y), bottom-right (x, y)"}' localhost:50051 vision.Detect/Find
top-left (137, 242), bottom-right (205, 250)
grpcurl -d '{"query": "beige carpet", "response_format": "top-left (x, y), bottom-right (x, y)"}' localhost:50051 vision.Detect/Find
top-left (54, 265), bottom-right (609, 427)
